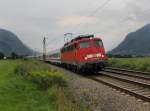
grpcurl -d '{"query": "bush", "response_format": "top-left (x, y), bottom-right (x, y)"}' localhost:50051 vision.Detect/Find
top-left (30, 71), bottom-right (67, 89)
top-left (0, 52), bottom-right (4, 59)
top-left (15, 61), bottom-right (67, 89)
top-left (14, 60), bottom-right (89, 111)
top-left (14, 65), bottom-right (29, 76)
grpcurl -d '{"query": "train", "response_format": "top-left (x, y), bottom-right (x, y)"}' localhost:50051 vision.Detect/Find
top-left (44, 34), bottom-right (108, 72)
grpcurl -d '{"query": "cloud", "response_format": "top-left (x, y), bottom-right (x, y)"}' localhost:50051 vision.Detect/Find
top-left (58, 16), bottom-right (99, 26)
top-left (0, 18), bottom-right (14, 28)
top-left (0, 0), bottom-right (150, 52)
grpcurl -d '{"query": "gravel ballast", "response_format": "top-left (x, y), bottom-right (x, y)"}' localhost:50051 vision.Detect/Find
top-left (49, 64), bottom-right (150, 111)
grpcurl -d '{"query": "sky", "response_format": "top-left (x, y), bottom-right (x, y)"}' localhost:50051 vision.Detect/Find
top-left (0, 0), bottom-right (150, 52)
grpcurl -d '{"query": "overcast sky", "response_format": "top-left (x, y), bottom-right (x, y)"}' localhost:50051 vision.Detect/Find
top-left (0, 0), bottom-right (150, 52)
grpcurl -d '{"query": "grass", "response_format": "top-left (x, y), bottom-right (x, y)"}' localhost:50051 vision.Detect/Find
top-left (0, 60), bottom-right (89, 111)
top-left (14, 61), bottom-right (67, 90)
top-left (108, 57), bottom-right (150, 72)
top-left (0, 60), bottom-right (55, 111)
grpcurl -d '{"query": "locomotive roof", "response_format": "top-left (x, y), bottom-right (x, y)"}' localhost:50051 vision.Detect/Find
top-left (64, 35), bottom-right (94, 46)
top-left (72, 34), bottom-right (94, 42)
top-left (64, 35), bottom-right (93, 46)
top-left (63, 35), bottom-right (102, 48)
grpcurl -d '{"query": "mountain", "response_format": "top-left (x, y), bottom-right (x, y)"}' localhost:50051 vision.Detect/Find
top-left (0, 29), bottom-right (33, 56)
top-left (109, 24), bottom-right (150, 56)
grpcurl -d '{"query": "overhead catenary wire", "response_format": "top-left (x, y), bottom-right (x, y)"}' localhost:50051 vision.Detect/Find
top-left (50, 0), bottom-right (150, 44)
top-left (88, 0), bottom-right (112, 17)
top-left (48, 0), bottom-right (112, 46)
top-left (94, 6), bottom-right (150, 35)
top-left (72, 0), bottom-right (112, 35)
top-left (73, 0), bottom-right (149, 36)
top-left (45, 0), bottom-right (150, 53)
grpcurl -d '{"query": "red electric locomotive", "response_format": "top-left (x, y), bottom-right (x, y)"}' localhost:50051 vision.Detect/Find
top-left (60, 34), bottom-right (107, 72)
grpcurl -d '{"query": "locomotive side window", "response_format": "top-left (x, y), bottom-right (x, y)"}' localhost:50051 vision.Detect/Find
top-left (80, 42), bottom-right (89, 48)
top-left (61, 43), bottom-right (77, 53)
top-left (94, 40), bottom-right (103, 47)
top-left (61, 47), bottom-right (67, 53)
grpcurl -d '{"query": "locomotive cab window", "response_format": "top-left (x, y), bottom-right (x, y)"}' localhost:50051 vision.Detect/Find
top-left (94, 40), bottom-right (103, 47)
top-left (80, 41), bottom-right (89, 48)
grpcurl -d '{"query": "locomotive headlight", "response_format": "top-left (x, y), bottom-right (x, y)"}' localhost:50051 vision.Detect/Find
top-left (85, 53), bottom-right (103, 60)
top-left (86, 54), bottom-right (93, 58)
top-left (101, 55), bottom-right (104, 57)
top-left (96, 53), bottom-right (101, 57)
top-left (84, 57), bottom-right (88, 60)
top-left (84, 54), bottom-right (93, 60)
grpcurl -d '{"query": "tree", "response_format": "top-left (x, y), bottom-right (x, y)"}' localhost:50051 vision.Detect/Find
top-left (11, 52), bottom-right (19, 59)
top-left (0, 52), bottom-right (4, 59)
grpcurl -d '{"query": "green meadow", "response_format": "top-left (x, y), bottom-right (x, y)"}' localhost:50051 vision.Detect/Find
top-left (108, 57), bottom-right (150, 72)
top-left (0, 60), bottom-right (86, 111)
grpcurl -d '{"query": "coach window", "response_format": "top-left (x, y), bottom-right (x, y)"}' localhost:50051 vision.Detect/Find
top-left (80, 41), bottom-right (89, 48)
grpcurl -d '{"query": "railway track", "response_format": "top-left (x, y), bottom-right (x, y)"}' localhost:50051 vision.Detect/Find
top-left (105, 67), bottom-right (150, 76)
top-left (48, 62), bottom-right (150, 103)
top-left (89, 67), bottom-right (150, 102)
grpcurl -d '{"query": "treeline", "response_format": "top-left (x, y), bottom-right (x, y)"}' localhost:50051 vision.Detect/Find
top-left (106, 54), bottom-right (148, 58)
top-left (106, 54), bottom-right (133, 58)
top-left (0, 52), bottom-right (25, 60)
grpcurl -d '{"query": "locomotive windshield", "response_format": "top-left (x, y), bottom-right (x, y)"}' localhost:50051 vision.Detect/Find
top-left (80, 41), bottom-right (89, 48)
top-left (94, 40), bottom-right (103, 47)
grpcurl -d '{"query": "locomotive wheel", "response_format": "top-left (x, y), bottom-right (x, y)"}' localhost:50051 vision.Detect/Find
top-left (72, 66), bottom-right (77, 72)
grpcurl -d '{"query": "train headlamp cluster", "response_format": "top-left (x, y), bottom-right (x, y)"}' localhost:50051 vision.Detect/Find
top-left (84, 53), bottom-right (104, 60)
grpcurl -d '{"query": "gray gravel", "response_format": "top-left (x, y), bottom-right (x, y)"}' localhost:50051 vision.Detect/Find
top-left (49, 64), bottom-right (150, 111)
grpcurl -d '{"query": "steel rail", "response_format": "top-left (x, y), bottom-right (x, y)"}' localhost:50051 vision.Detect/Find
top-left (106, 67), bottom-right (150, 75)
top-left (89, 76), bottom-right (150, 102)
top-left (104, 69), bottom-right (150, 80)
top-left (100, 71), bottom-right (150, 88)
top-left (47, 63), bottom-right (150, 102)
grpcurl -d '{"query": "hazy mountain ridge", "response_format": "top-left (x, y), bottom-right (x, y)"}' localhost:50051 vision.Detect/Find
top-left (0, 29), bottom-right (33, 56)
top-left (109, 24), bottom-right (150, 56)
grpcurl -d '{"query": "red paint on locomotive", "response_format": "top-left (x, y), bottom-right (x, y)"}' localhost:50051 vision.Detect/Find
top-left (60, 35), bottom-right (107, 71)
